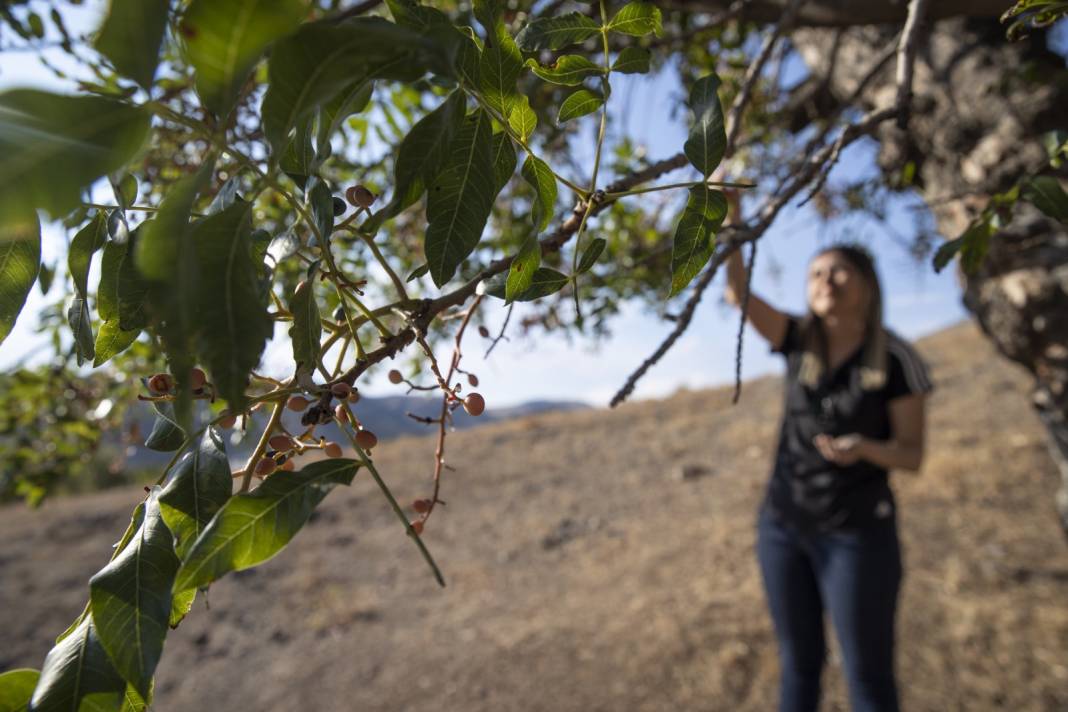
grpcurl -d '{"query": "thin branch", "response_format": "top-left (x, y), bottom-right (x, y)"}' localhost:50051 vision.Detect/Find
top-left (732, 238), bottom-right (758, 404)
top-left (895, 0), bottom-right (931, 129)
top-left (724, 0), bottom-right (805, 157)
top-left (484, 302), bottom-right (514, 359)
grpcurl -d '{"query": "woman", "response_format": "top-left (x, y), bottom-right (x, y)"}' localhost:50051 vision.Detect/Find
top-left (724, 240), bottom-right (934, 712)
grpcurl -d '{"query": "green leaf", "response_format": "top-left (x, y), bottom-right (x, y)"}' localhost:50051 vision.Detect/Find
top-left (307, 177), bottom-right (335, 244)
top-left (113, 174), bottom-right (138, 211)
top-left (89, 490), bottom-right (179, 699)
top-left (479, 32), bottom-right (523, 119)
top-left (1042, 129), bottom-right (1068, 167)
top-left (492, 132), bottom-right (517, 194)
top-left (406, 263), bottom-right (429, 282)
top-left (94, 0), bottom-right (170, 89)
top-left (425, 109), bottom-right (497, 286)
top-left (511, 267), bottom-right (568, 301)
top-left (932, 236), bottom-right (962, 273)
top-left (97, 233), bottom-right (152, 334)
top-left (288, 279), bottom-right (320, 373)
top-left (280, 115), bottom-right (315, 191)
top-left (0, 90), bottom-right (149, 227)
top-left (136, 160), bottom-right (215, 282)
top-left (516, 12), bottom-right (600, 51)
top-left (168, 588), bottom-right (197, 630)
top-left (173, 459), bottom-right (361, 592)
top-left (28, 618), bottom-right (126, 712)
top-left (262, 18), bottom-right (441, 156)
top-left (1022, 175), bottom-right (1068, 221)
top-left (181, 0), bottom-right (306, 116)
top-left (520, 154), bottom-right (557, 233)
top-left (0, 210), bottom-right (41, 347)
top-left (940, 218), bottom-right (995, 274)
top-left (68, 298), bottom-right (95, 367)
top-left (189, 201), bottom-right (272, 409)
top-left (473, 0), bottom-right (504, 33)
top-left (0, 669), bottom-right (39, 712)
top-left (367, 91), bottom-right (466, 233)
top-left (683, 73), bottom-right (726, 178)
top-left (145, 401), bottom-right (185, 452)
top-left (611, 46), bottom-right (650, 74)
top-left (505, 234), bottom-right (540, 303)
top-left (159, 429), bottom-right (232, 562)
top-left (507, 95), bottom-right (537, 142)
top-left (557, 88), bottom-right (604, 123)
top-left (119, 685), bottom-right (148, 712)
top-left (608, 1), bottom-right (662, 36)
top-left (526, 55), bottom-right (602, 86)
top-left (69, 212), bottom-right (108, 298)
top-left (577, 237), bottom-right (606, 273)
top-left (316, 80), bottom-right (374, 155)
top-left (93, 320), bottom-right (140, 367)
top-left (670, 186), bottom-right (727, 296)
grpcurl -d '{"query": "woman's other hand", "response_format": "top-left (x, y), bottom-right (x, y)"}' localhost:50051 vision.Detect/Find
top-left (813, 433), bottom-right (868, 466)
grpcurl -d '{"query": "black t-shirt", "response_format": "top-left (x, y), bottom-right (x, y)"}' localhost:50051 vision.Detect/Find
top-left (764, 315), bottom-right (935, 531)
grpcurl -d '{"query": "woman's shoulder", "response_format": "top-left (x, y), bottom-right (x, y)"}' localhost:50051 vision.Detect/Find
top-left (882, 328), bottom-right (935, 397)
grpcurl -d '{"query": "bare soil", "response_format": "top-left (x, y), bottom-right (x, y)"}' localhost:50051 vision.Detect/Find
top-left (2, 320), bottom-right (1066, 711)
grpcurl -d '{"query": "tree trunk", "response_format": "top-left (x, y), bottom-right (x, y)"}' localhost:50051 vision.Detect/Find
top-left (790, 19), bottom-right (1068, 536)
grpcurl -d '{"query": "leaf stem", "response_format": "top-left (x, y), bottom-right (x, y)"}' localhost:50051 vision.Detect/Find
top-left (239, 400), bottom-right (286, 493)
top-left (604, 179), bottom-right (756, 199)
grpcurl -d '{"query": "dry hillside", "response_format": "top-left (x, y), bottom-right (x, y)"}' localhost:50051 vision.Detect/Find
top-left (2, 320), bottom-right (1066, 711)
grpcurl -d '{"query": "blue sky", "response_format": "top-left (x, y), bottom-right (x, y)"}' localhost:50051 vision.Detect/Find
top-left (0, 3), bottom-right (969, 408)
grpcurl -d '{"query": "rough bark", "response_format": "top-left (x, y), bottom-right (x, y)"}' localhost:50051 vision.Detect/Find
top-left (788, 18), bottom-right (1068, 535)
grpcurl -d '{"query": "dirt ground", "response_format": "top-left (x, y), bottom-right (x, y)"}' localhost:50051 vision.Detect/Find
top-left (2, 320), bottom-right (1066, 711)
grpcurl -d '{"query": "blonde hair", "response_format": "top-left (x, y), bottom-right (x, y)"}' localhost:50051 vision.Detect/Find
top-left (796, 244), bottom-right (887, 391)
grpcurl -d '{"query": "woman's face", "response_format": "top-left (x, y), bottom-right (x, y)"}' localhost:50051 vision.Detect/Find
top-left (806, 251), bottom-right (870, 320)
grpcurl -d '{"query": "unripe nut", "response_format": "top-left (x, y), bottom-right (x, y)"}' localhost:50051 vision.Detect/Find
top-left (412, 498), bottom-right (431, 514)
top-left (332, 196), bottom-right (346, 216)
top-left (189, 367), bottom-right (207, 390)
top-left (330, 382), bottom-right (351, 399)
top-left (354, 429), bottom-right (378, 450)
top-left (281, 459), bottom-right (296, 472)
top-left (345, 185), bottom-right (376, 208)
top-left (409, 520), bottom-right (424, 535)
top-left (334, 403), bottom-right (349, 422)
top-left (268, 435), bottom-right (296, 452)
top-left (254, 458), bottom-right (277, 477)
top-left (217, 413), bottom-right (237, 430)
top-left (478, 325), bottom-right (490, 338)
top-left (286, 395), bottom-right (310, 412)
top-left (388, 369), bottom-right (403, 384)
top-left (467, 373), bottom-right (479, 387)
top-left (323, 441), bottom-right (343, 458)
top-left (463, 393), bottom-right (486, 417)
top-left (148, 373), bottom-right (174, 395)
top-left (347, 390), bottom-right (361, 404)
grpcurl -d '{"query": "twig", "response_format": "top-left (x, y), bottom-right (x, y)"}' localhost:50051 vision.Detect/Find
top-left (724, 0), bottom-right (805, 157)
top-left (484, 302), bottom-right (514, 358)
top-left (732, 238), bottom-right (758, 404)
top-left (895, 0), bottom-right (931, 129)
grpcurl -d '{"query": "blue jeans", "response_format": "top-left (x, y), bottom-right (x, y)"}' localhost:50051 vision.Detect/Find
top-left (756, 509), bottom-right (902, 712)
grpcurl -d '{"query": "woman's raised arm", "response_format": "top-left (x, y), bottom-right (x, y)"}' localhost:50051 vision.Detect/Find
top-left (723, 244), bottom-right (792, 353)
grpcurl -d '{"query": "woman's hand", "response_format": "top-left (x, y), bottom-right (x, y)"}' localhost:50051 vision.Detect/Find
top-left (813, 433), bottom-right (868, 466)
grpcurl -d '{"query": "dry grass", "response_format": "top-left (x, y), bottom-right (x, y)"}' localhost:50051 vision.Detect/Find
top-left (1, 320), bottom-right (1066, 711)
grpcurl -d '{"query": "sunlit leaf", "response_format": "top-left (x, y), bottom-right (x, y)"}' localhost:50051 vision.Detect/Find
top-left (520, 154), bottom-right (557, 233)
top-left (507, 95), bottom-right (537, 142)
top-left (0, 210), bottom-right (41, 348)
top-left (181, 0), bottom-right (306, 116)
top-left (0, 90), bottom-right (149, 227)
top-left (557, 88), bottom-right (604, 123)
top-left (159, 428), bottom-right (232, 563)
top-left (1022, 175), bottom-right (1068, 221)
top-left (93, 320), bottom-right (140, 368)
top-left (492, 132), bottom-right (517, 193)
top-left (95, 0), bottom-right (170, 89)
top-left (67, 298), bottom-right (95, 367)
top-left (670, 186), bottom-right (727, 296)
top-left (526, 55), bottom-right (601, 86)
top-left (577, 237), bottom-right (606, 273)
top-left (173, 459), bottom-right (361, 592)
top-left (0, 668), bottom-right (39, 712)
top-left (89, 490), bottom-right (179, 699)
top-left (68, 212), bottom-right (107, 299)
top-left (516, 12), bottom-right (600, 51)
top-left (505, 234), bottom-right (540, 303)
top-left (607, 1), bottom-right (662, 36)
